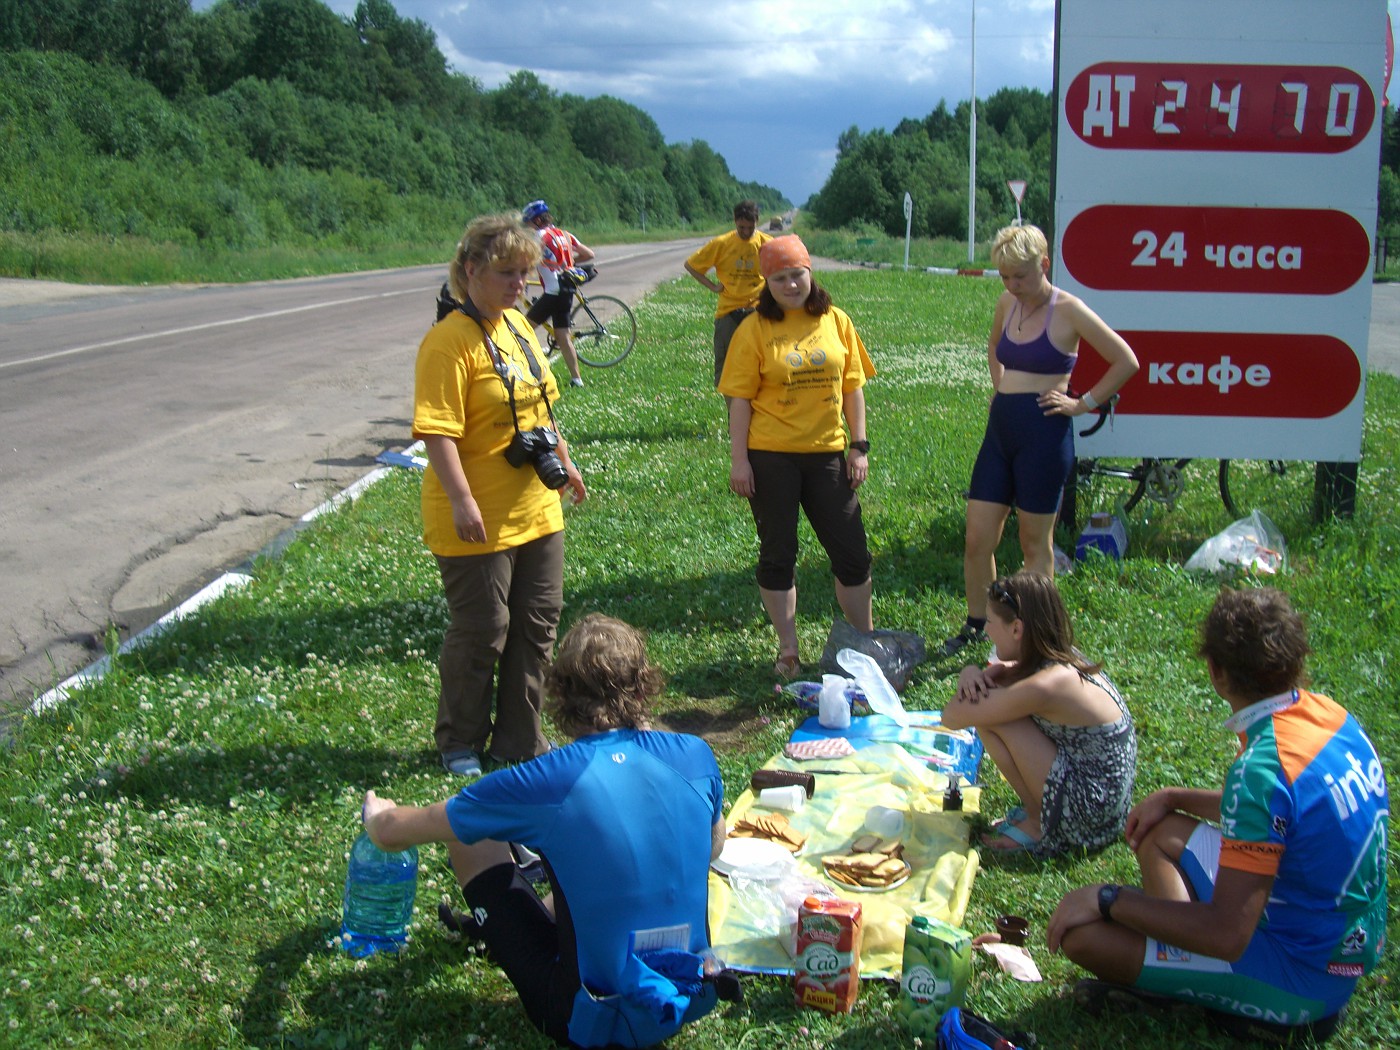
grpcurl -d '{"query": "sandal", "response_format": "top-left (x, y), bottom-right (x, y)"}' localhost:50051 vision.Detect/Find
top-left (774, 651), bottom-right (802, 679)
top-left (981, 821), bottom-right (1041, 854)
top-left (988, 805), bottom-right (1028, 832)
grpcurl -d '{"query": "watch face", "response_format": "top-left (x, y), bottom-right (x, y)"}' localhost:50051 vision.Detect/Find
top-left (1099, 884), bottom-right (1119, 919)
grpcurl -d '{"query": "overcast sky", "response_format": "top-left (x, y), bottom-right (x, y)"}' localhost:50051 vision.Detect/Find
top-left (206, 1), bottom-right (1399, 204)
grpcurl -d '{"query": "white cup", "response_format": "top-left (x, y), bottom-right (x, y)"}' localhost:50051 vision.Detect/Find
top-left (758, 785), bottom-right (806, 811)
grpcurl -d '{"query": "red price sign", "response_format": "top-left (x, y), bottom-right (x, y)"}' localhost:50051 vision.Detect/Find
top-left (1064, 63), bottom-right (1375, 152)
top-left (1061, 205), bottom-right (1371, 294)
top-left (1072, 331), bottom-right (1360, 418)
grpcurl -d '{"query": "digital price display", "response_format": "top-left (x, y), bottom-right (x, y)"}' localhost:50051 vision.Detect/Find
top-left (1064, 64), bottom-right (1376, 153)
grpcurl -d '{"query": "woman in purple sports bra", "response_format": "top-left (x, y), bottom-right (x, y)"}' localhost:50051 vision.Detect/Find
top-left (943, 225), bottom-right (1139, 657)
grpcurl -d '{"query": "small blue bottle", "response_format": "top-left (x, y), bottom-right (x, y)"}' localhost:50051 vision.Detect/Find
top-left (340, 830), bottom-right (418, 957)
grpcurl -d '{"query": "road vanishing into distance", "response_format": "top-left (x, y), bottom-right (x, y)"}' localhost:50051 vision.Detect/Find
top-left (3, 241), bottom-right (1398, 713)
top-left (0, 237), bottom-right (706, 711)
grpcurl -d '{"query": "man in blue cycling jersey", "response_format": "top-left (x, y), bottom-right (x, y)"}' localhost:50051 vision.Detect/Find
top-left (360, 614), bottom-right (733, 1048)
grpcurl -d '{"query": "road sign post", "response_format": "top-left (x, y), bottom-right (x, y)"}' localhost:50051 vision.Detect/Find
top-left (903, 192), bottom-right (913, 270)
top-left (1006, 179), bottom-right (1028, 225)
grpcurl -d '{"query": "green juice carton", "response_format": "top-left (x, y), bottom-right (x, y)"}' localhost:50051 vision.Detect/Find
top-left (897, 915), bottom-right (972, 1038)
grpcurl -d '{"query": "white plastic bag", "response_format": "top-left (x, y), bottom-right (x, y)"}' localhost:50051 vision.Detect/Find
top-left (1184, 510), bottom-right (1286, 575)
top-left (817, 673), bottom-right (852, 729)
top-left (836, 648), bottom-right (910, 726)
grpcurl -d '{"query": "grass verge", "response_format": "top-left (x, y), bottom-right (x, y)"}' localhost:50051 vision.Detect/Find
top-left (1, 271), bottom-right (1396, 1048)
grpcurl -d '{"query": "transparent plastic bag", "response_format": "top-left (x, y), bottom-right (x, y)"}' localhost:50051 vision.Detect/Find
top-left (836, 648), bottom-right (910, 726)
top-left (1184, 510), bottom-right (1286, 575)
top-left (819, 619), bottom-right (926, 692)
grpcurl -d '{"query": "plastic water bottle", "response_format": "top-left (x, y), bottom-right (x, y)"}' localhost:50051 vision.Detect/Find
top-left (1075, 512), bottom-right (1128, 561)
top-left (340, 830), bottom-right (418, 957)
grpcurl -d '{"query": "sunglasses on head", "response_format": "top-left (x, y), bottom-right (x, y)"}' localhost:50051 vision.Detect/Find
top-left (989, 580), bottom-right (1020, 616)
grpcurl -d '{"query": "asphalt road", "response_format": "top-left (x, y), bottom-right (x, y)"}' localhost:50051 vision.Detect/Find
top-left (0, 237), bottom-right (706, 709)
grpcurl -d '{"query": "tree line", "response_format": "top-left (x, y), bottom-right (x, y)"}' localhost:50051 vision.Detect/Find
top-left (809, 85), bottom-right (1400, 248)
top-left (0, 0), bottom-right (787, 256)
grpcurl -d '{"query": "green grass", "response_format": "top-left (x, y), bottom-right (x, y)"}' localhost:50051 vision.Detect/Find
top-left (2, 271), bottom-right (1396, 1048)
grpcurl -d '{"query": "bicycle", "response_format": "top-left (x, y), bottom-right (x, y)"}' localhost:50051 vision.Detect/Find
top-left (1065, 397), bottom-right (1312, 525)
top-left (523, 263), bottom-right (637, 368)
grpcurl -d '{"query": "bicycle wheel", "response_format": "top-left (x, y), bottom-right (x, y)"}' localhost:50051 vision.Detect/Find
top-left (1218, 459), bottom-right (1315, 527)
top-left (569, 294), bottom-right (637, 367)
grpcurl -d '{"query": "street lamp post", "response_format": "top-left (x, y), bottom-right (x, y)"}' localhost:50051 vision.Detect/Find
top-left (967, 1), bottom-right (976, 263)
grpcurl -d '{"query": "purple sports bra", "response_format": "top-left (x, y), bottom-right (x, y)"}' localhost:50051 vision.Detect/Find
top-left (996, 287), bottom-right (1077, 375)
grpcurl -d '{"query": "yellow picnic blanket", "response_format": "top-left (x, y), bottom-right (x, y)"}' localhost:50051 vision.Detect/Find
top-left (707, 743), bottom-right (981, 979)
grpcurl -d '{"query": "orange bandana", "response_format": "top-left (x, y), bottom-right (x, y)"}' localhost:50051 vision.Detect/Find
top-left (759, 235), bottom-right (811, 278)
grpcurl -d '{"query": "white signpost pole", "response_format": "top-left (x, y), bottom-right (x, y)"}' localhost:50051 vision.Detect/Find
top-left (904, 192), bottom-right (913, 270)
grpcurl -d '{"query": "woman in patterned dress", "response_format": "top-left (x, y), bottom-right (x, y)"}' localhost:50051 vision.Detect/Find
top-left (941, 571), bottom-right (1136, 859)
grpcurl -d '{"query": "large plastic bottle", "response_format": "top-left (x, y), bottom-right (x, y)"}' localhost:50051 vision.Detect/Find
top-left (340, 830), bottom-right (418, 957)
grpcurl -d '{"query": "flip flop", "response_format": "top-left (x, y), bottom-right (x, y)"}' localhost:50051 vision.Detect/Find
top-left (981, 821), bottom-right (1040, 853)
top-left (989, 805), bottom-right (1027, 831)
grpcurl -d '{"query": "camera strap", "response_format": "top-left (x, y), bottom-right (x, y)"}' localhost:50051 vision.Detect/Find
top-left (456, 297), bottom-right (559, 438)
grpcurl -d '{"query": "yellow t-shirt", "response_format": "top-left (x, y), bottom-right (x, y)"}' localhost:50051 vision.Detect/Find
top-left (687, 230), bottom-right (773, 317)
top-left (718, 306), bottom-right (871, 453)
top-left (413, 309), bottom-right (565, 556)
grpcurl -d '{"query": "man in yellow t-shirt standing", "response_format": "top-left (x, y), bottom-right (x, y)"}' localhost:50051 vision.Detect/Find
top-left (684, 200), bottom-right (772, 386)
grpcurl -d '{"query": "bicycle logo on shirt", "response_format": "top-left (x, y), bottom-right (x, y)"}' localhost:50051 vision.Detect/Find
top-left (785, 344), bottom-right (828, 369)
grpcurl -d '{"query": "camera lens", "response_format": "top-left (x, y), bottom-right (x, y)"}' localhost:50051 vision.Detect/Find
top-left (535, 452), bottom-right (569, 490)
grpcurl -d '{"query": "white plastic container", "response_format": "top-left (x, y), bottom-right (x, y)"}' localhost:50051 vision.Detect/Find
top-left (817, 673), bottom-right (852, 729)
top-left (758, 785), bottom-right (807, 811)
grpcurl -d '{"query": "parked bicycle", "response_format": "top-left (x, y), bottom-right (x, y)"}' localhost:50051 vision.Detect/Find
top-left (524, 263), bottom-right (637, 368)
top-left (1066, 397), bottom-right (1312, 525)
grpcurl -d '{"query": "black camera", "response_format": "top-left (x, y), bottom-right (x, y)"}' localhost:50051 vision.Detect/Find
top-left (504, 427), bottom-right (568, 489)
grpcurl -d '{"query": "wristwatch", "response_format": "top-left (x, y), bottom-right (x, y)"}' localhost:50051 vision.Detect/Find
top-left (849, 439), bottom-right (870, 454)
top-left (1098, 883), bottom-right (1122, 922)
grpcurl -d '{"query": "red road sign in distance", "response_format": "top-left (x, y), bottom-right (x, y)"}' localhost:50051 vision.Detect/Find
top-left (1065, 63), bottom-right (1376, 152)
top-left (1062, 205), bottom-right (1371, 294)
top-left (1070, 331), bottom-right (1360, 418)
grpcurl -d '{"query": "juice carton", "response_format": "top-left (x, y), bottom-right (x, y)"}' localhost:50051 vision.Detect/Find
top-left (793, 896), bottom-right (863, 1014)
top-left (897, 915), bottom-right (972, 1038)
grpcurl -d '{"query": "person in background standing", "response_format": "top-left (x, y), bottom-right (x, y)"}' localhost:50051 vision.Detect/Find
top-left (685, 200), bottom-right (772, 388)
top-left (522, 199), bottom-right (596, 389)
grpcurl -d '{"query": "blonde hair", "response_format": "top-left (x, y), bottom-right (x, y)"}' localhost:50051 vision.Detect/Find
top-left (447, 213), bottom-right (542, 303)
top-left (991, 224), bottom-right (1048, 268)
top-left (545, 614), bottom-right (664, 738)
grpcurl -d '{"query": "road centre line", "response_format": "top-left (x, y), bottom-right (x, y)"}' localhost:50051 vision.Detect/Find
top-left (1, 285), bottom-right (427, 371)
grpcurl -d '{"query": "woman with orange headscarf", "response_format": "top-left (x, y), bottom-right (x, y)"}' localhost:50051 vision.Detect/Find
top-left (719, 235), bottom-right (876, 679)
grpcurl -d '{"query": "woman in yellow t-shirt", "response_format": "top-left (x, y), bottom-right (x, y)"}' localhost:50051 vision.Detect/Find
top-left (718, 235), bottom-right (874, 679)
top-left (414, 214), bottom-right (587, 776)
